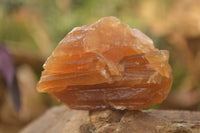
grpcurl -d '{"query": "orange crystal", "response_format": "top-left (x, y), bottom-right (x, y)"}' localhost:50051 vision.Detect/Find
top-left (37, 17), bottom-right (173, 110)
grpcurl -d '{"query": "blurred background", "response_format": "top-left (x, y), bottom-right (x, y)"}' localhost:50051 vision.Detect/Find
top-left (0, 0), bottom-right (200, 132)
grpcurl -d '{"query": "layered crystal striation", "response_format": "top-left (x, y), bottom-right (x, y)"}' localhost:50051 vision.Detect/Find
top-left (37, 17), bottom-right (173, 110)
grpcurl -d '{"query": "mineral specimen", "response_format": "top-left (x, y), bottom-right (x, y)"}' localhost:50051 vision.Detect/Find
top-left (37, 17), bottom-right (173, 110)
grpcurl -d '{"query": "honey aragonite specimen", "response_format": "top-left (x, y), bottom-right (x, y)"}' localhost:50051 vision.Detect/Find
top-left (37, 17), bottom-right (173, 110)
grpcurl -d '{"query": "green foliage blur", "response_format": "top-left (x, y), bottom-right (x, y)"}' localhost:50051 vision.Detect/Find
top-left (0, 0), bottom-right (170, 54)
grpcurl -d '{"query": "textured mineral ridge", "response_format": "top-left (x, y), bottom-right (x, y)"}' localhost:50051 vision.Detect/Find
top-left (37, 16), bottom-right (173, 110)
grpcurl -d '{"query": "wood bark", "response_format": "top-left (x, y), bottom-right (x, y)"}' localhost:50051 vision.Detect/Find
top-left (20, 105), bottom-right (200, 133)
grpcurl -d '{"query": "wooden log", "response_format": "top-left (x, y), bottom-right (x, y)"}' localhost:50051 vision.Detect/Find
top-left (20, 105), bottom-right (200, 133)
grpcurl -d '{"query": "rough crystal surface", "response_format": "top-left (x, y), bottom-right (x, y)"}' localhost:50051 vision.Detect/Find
top-left (37, 17), bottom-right (173, 110)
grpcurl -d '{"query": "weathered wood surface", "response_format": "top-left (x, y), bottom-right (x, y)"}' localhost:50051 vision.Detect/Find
top-left (20, 105), bottom-right (200, 133)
